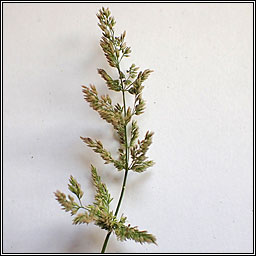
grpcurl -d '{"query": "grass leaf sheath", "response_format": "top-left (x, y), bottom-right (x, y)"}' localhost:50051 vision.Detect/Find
top-left (54, 7), bottom-right (156, 253)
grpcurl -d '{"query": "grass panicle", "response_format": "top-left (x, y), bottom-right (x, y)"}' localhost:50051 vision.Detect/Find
top-left (55, 7), bottom-right (156, 253)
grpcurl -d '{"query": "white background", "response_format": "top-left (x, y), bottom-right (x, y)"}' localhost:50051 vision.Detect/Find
top-left (3, 2), bottom-right (254, 253)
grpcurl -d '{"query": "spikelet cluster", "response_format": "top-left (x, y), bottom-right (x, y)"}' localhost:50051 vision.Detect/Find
top-left (55, 166), bottom-right (156, 244)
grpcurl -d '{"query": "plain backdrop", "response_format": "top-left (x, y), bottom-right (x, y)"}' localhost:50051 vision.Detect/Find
top-left (2, 2), bottom-right (254, 254)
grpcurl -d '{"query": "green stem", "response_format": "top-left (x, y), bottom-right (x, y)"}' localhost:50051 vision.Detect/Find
top-left (101, 231), bottom-right (111, 253)
top-left (100, 65), bottom-right (130, 253)
top-left (114, 86), bottom-right (129, 216)
top-left (115, 66), bottom-right (130, 217)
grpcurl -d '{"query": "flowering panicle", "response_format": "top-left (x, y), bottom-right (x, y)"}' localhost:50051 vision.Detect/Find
top-left (55, 7), bottom-right (156, 253)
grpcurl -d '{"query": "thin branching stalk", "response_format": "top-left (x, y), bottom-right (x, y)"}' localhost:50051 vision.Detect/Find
top-left (101, 66), bottom-right (130, 252)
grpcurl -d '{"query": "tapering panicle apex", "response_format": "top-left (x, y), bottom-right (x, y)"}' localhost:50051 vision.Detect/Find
top-left (97, 7), bottom-right (131, 68)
